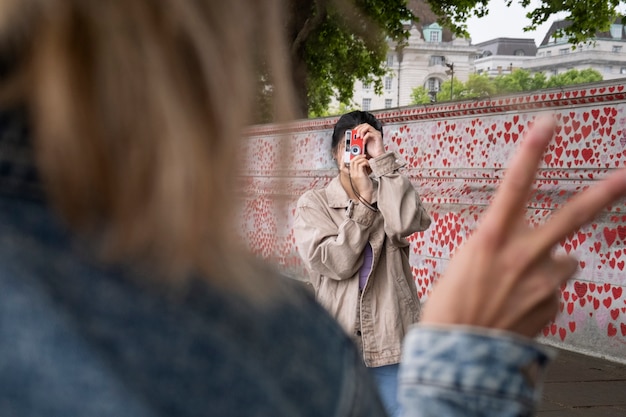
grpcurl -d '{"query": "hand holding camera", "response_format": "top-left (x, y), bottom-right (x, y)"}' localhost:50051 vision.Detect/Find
top-left (343, 123), bottom-right (384, 166)
top-left (343, 129), bottom-right (365, 165)
top-left (343, 128), bottom-right (374, 204)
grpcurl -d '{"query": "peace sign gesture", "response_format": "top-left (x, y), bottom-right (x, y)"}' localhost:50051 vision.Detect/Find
top-left (422, 116), bottom-right (626, 338)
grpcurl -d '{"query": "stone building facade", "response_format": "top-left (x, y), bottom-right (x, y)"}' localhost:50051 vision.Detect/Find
top-left (352, 19), bottom-right (626, 111)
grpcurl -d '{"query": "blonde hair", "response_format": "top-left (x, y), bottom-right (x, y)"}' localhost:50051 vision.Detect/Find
top-left (0, 0), bottom-right (295, 298)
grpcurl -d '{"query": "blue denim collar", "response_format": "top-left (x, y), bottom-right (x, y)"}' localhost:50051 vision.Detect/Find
top-left (0, 107), bottom-right (44, 201)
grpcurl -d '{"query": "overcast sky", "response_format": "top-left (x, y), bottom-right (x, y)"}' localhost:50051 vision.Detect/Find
top-left (465, 1), bottom-right (567, 45)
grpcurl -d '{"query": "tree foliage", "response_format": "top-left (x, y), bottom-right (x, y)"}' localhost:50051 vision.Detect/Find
top-left (410, 68), bottom-right (603, 104)
top-left (426, 0), bottom-right (624, 45)
top-left (465, 73), bottom-right (497, 97)
top-left (410, 85), bottom-right (435, 104)
top-left (545, 68), bottom-right (603, 87)
top-left (432, 78), bottom-right (467, 101)
top-left (286, 0), bottom-right (414, 118)
top-left (492, 70), bottom-right (547, 94)
top-left (282, 0), bottom-right (622, 119)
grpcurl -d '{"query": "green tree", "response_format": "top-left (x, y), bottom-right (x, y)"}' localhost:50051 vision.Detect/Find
top-left (493, 69), bottom-right (547, 94)
top-left (410, 74), bottom-right (492, 104)
top-left (435, 78), bottom-right (467, 101)
top-left (284, 0), bottom-right (621, 118)
top-left (464, 73), bottom-right (496, 98)
top-left (286, 0), bottom-right (414, 118)
top-left (545, 68), bottom-right (603, 88)
top-left (425, 0), bottom-right (624, 45)
top-left (410, 68), bottom-right (603, 105)
top-left (410, 85), bottom-right (433, 104)
top-left (309, 101), bottom-right (360, 118)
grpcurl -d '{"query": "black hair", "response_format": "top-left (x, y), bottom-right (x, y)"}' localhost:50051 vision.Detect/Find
top-left (331, 111), bottom-right (383, 153)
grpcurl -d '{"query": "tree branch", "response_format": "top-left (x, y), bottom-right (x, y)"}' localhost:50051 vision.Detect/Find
top-left (291, 0), bottom-right (327, 58)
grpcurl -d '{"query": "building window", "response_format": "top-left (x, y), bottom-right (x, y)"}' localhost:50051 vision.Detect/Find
top-left (385, 99), bottom-right (393, 108)
top-left (605, 66), bottom-right (613, 73)
top-left (551, 34), bottom-right (566, 44)
top-left (546, 51), bottom-right (552, 56)
top-left (514, 49), bottom-right (526, 56)
top-left (362, 98), bottom-right (371, 111)
top-left (362, 82), bottom-right (371, 90)
top-left (610, 24), bottom-right (623, 39)
top-left (621, 67), bottom-right (626, 74)
top-left (559, 48), bottom-right (569, 55)
top-left (426, 77), bottom-right (441, 92)
top-left (423, 23), bottom-right (443, 44)
top-left (386, 55), bottom-right (394, 66)
top-left (551, 69), bottom-right (558, 76)
top-left (429, 55), bottom-right (446, 66)
top-left (384, 76), bottom-right (392, 90)
top-left (613, 45), bottom-right (623, 53)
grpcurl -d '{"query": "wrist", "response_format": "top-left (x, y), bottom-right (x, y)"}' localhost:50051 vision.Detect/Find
top-left (360, 191), bottom-right (373, 203)
top-left (354, 196), bottom-right (378, 212)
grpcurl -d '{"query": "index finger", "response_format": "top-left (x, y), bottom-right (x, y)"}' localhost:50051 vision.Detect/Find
top-left (535, 168), bottom-right (626, 253)
top-left (481, 116), bottom-right (556, 243)
top-left (353, 123), bottom-right (378, 137)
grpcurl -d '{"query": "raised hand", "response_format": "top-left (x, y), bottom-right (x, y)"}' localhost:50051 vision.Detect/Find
top-left (353, 123), bottom-right (384, 159)
top-left (421, 116), bottom-right (626, 338)
top-left (348, 154), bottom-right (374, 203)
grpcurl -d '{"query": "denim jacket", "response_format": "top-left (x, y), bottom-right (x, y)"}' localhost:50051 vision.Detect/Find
top-left (0, 193), bottom-right (392, 417)
top-left (400, 325), bottom-right (553, 417)
top-left (0, 108), bottom-right (389, 417)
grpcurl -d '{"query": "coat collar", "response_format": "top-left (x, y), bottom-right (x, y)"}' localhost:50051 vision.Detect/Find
top-left (325, 176), bottom-right (351, 209)
top-left (324, 174), bottom-right (378, 209)
top-left (0, 106), bottom-right (44, 201)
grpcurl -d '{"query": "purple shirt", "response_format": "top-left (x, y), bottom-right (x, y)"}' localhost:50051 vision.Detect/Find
top-left (359, 243), bottom-right (373, 290)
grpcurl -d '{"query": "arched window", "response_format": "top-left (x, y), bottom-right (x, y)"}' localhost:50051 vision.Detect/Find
top-left (426, 77), bottom-right (442, 92)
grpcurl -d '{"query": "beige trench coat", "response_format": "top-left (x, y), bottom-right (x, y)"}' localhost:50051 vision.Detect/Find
top-left (294, 151), bottom-right (431, 367)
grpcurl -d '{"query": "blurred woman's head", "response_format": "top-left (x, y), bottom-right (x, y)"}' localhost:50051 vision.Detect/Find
top-left (0, 0), bottom-right (294, 296)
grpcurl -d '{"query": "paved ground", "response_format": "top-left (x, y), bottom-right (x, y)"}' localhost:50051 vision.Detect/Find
top-left (538, 347), bottom-right (626, 416)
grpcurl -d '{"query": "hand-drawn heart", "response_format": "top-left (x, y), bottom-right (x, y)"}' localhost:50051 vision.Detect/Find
top-left (574, 281), bottom-right (588, 298)
top-left (604, 227), bottom-right (617, 247)
top-left (608, 323), bottom-right (617, 337)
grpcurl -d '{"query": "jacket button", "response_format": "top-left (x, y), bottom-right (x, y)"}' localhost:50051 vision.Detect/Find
top-left (356, 330), bottom-right (362, 336)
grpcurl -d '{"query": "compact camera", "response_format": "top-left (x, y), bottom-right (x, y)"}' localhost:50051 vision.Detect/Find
top-left (343, 129), bottom-right (364, 165)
